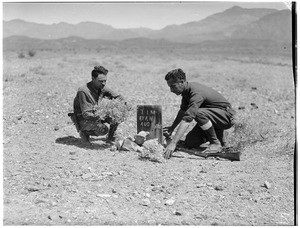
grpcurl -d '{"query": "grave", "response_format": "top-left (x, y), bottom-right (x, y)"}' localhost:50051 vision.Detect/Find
top-left (137, 105), bottom-right (163, 144)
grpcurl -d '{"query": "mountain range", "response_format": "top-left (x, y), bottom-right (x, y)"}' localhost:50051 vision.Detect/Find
top-left (3, 6), bottom-right (292, 43)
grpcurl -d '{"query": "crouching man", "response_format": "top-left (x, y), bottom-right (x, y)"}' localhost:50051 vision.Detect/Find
top-left (163, 68), bottom-right (236, 159)
top-left (71, 65), bottom-right (124, 142)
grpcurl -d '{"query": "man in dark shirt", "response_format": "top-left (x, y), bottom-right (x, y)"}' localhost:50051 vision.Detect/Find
top-left (73, 65), bottom-right (124, 142)
top-left (163, 68), bottom-right (235, 159)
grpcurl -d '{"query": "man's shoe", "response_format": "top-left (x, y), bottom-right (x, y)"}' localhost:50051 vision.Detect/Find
top-left (79, 130), bottom-right (90, 142)
top-left (202, 142), bottom-right (222, 153)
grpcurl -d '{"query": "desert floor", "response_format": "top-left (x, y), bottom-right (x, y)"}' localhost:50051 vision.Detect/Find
top-left (3, 45), bottom-right (295, 225)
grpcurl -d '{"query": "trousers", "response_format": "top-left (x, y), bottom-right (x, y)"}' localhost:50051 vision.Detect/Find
top-left (79, 119), bottom-right (109, 136)
top-left (184, 107), bottom-right (235, 148)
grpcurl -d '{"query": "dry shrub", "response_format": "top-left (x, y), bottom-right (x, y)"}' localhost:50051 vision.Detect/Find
top-left (139, 139), bottom-right (166, 163)
top-left (18, 52), bottom-right (25, 59)
top-left (28, 49), bottom-right (36, 57)
top-left (226, 111), bottom-right (266, 151)
top-left (94, 98), bottom-right (133, 124)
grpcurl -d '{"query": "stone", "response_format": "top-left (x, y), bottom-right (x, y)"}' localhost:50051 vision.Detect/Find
top-left (96, 194), bottom-right (111, 198)
top-left (165, 198), bottom-right (175, 206)
top-left (214, 185), bottom-right (224, 191)
top-left (134, 132), bottom-right (148, 145)
top-left (82, 173), bottom-right (93, 179)
top-left (121, 138), bottom-right (140, 151)
top-left (141, 198), bottom-right (151, 206)
top-left (264, 181), bottom-right (271, 189)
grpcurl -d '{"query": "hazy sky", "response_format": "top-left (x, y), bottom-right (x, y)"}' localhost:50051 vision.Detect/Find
top-left (3, 1), bottom-right (289, 29)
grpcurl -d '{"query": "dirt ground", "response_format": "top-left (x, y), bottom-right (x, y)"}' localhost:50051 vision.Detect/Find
top-left (3, 47), bottom-right (295, 225)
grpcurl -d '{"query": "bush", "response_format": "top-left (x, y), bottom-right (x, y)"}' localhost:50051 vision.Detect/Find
top-left (18, 52), bottom-right (25, 58)
top-left (94, 98), bottom-right (132, 124)
top-left (28, 49), bottom-right (36, 57)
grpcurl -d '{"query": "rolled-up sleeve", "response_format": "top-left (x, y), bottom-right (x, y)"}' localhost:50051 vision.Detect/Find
top-left (103, 87), bottom-right (124, 100)
top-left (182, 91), bottom-right (204, 122)
top-left (78, 91), bottom-right (98, 121)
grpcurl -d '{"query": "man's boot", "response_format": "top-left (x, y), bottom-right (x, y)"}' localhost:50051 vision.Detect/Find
top-left (203, 125), bottom-right (222, 153)
top-left (79, 130), bottom-right (90, 143)
top-left (216, 129), bottom-right (227, 147)
top-left (106, 123), bottom-right (119, 142)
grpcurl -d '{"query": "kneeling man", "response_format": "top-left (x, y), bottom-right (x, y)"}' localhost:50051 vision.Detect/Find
top-left (163, 68), bottom-right (235, 159)
top-left (72, 65), bottom-right (124, 142)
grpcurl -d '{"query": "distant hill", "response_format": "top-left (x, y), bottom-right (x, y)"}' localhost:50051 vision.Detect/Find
top-left (3, 6), bottom-right (292, 44)
top-left (233, 9), bottom-right (292, 43)
top-left (150, 6), bottom-right (279, 42)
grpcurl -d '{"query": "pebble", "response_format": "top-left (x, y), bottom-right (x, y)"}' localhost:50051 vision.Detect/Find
top-left (264, 181), bottom-right (271, 189)
top-left (141, 198), bottom-right (151, 206)
top-left (165, 198), bottom-right (175, 206)
top-left (173, 211), bottom-right (182, 216)
top-left (102, 171), bottom-right (114, 176)
top-left (82, 173), bottom-right (93, 179)
top-left (214, 185), bottom-right (224, 191)
top-left (96, 194), bottom-right (111, 198)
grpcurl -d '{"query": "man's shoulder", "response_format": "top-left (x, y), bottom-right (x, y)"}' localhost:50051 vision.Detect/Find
top-left (77, 84), bottom-right (90, 93)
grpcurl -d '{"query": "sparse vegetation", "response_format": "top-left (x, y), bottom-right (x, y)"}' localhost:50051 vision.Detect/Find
top-left (28, 49), bottom-right (36, 57)
top-left (18, 52), bottom-right (25, 58)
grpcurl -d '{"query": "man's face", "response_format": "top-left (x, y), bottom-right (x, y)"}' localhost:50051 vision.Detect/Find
top-left (167, 78), bottom-right (185, 95)
top-left (92, 74), bottom-right (107, 90)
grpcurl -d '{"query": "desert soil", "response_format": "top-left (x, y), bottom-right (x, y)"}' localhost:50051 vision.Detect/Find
top-left (3, 47), bottom-right (295, 225)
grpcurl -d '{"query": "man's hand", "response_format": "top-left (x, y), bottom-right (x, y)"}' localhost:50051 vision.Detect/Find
top-left (163, 142), bottom-right (176, 159)
top-left (163, 126), bottom-right (173, 138)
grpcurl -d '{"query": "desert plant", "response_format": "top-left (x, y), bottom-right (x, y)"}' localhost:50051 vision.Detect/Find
top-left (18, 52), bottom-right (25, 59)
top-left (28, 49), bottom-right (36, 57)
top-left (94, 98), bottom-right (133, 124)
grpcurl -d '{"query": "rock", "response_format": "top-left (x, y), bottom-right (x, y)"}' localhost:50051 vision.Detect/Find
top-left (250, 103), bottom-right (258, 109)
top-left (264, 181), bottom-right (271, 189)
top-left (121, 138), bottom-right (140, 151)
top-left (96, 194), bottom-right (111, 198)
top-left (173, 211), bottom-right (182, 216)
top-left (82, 173), bottom-right (93, 179)
top-left (54, 125), bottom-right (59, 131)
top-left (102, 171), bottom-right (114, 176)
top-left (69, 151), bottom-right (76, 155)
top-left (239, 190), bottom-right (250, 196)
top-left (214, 185), bottom-right (224, 191)
top-left (26, 186), bottom-right (40, 192)
top-left (140, 198), bottom-right (151, 206)
top-left (251, 87), bottom-right (257, 90)
top-left (238, 106), bottom-right (245, 110)
top-left (134, 131), bottom-right (149, 145)
top-left (165, 198), bottom-right (175, 206)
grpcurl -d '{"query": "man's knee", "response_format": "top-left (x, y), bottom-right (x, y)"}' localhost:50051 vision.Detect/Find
top-left (93, 123), bottom-right (109, 136)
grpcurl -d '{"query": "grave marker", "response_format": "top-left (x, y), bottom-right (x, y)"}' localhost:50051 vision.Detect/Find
top-left (137, 105), bottom-right (163, 144)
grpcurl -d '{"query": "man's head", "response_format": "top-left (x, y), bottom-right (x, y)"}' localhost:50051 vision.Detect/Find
top-left (165, 68), bottom-right (186, 95)
top-left (91, 65), bottom-right (108, 90)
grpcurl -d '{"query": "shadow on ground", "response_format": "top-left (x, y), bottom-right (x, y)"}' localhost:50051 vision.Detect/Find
top-left (55, 136), bottom-right (112, 150)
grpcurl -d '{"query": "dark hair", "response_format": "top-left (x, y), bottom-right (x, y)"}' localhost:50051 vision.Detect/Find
top-left (91, 65), bottom-right (108, 78)
top-left (165, 68), bottom-right (186, 81)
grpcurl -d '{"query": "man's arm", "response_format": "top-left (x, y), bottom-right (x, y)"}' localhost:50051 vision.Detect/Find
top-left (164, 120), bottom-right (190, 159)
top-left (164, 109), bottom-right (185, 136)
top-left (78, 91), bottom-right (100, 121)
top-left (103, 87), bottom-right (124, 100)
